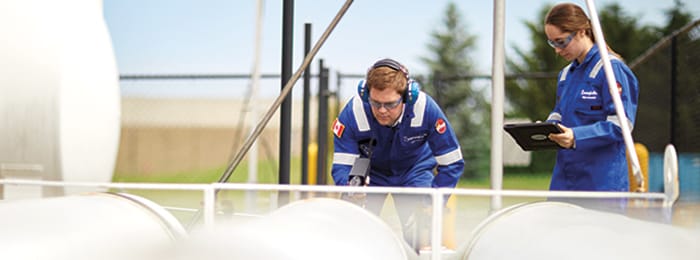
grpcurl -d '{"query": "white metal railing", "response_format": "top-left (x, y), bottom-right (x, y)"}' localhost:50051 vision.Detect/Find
top-left (0, 179), bottom-right (672, 260)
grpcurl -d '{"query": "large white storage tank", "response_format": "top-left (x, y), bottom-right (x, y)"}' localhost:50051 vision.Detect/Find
top-left (171, 198), bottom-right (411, 260)
top-left (0, 0), bottom-right (121, 198)
top-left (0, 192), bottom-right (186, 260)
top-left (461, 201), bottom-right (700, 260)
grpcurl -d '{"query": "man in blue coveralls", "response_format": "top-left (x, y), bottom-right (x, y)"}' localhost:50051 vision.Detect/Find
top-left (330, 58), bottom-right (464, 244)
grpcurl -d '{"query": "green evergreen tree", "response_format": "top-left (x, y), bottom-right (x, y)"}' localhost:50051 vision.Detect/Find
top-left (599, 3), bottom-right (659, 60)
top-left (420, 2), bottom-right (488, 178)
top-left (503, 5), bottom-right (563, 173)
top-left (658, 0), bottom-right (694, 35)
top-left (505, 5), bottom-right (564, 122)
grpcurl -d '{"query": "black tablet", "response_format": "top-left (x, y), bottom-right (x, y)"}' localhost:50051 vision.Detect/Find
top-left (504, 122), bottom-right (563, 151)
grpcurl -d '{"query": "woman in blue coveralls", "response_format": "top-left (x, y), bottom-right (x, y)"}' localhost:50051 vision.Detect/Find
top-left (543, 3), bottom-right (639, 192)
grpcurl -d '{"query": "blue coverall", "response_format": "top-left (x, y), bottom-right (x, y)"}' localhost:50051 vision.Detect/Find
top-left (331, 90), bottom-right (464, 224)
top-left (331, 91), bottom-right (464, 188)
top-left (546, 45), bottom-right (639, 191)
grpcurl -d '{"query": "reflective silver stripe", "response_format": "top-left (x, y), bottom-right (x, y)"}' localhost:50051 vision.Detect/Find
top-left (559, 64), bottom-right (572, 81)
top-left (435, 148), bottom-right (463, 166)
top-left (589, 59), bottom-right (604, 78)
top-left (352, 96), bottom-right (370, 132)
top-left (411, 92), bottom-right (427, 127)
top-left (589, 56), bottom-right (620, 78)
top-left (547, 112), bottom-right (562, 122)
top-left (606, 115), bottom-right (634, 131)
top-left (627, 119), bottom-right (634, 131)
top-left (607, 115), bottom-right (621, 127)
top-left (333, 153), bottom-right (359, 165)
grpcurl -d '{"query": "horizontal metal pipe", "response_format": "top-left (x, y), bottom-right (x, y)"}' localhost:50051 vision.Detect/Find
top-left (0, 179), bottom-right (667, 201)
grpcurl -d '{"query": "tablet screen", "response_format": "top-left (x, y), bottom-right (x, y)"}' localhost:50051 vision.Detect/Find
top-left (504, 122), bottom-right (563, 151)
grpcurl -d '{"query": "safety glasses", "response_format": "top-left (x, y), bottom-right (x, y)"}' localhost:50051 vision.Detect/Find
top-left (369, 97), bottom-right (402, 110)
top-left (547, 31), bottom-right (576, 49)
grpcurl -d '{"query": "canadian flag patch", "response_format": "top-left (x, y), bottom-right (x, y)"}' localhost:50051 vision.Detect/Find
top-left (332, 118), bottom-right (345, 138)
top-left (435, 118), bottom-right (446, 134)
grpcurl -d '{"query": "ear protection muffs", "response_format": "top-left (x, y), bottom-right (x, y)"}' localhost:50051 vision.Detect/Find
top-left (357, 58), bottom-right (420, 106)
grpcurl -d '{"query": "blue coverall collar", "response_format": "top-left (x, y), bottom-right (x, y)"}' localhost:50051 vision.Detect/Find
top-left (390, 105), bottom-right (406, 127)
top-left (572, 44), bottom-right (599, 69)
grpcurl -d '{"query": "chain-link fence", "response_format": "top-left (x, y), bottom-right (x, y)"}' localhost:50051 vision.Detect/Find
top-left (630, 20), bottom-right (700, 199)
top-left (631, 20), bottom-right (700, 154)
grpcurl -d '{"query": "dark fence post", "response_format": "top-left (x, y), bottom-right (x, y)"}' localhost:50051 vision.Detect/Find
top-left (317, 60), bottom-right (329, 185)
top-left (670, 35), bottom-right (677, 146)
top-left (302, 23), bottom-right (311, 185)
top-left (278, 0), bottom-right (294, 206)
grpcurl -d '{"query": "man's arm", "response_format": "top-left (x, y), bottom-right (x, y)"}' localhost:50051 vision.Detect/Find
top-left (331, 98), bottom-right (362, 185)
top-left (423, 95), bottom-right (464, 188)
top-left (433, 150), bottom-right (464, 188)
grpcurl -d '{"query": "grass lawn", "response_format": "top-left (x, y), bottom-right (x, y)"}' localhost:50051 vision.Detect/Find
top-left (114, 161), bottom-right (552, 190)
top-left (457, 173), bottom-right (551, 190)
top-left (112, 158), bottom-right (552, 226)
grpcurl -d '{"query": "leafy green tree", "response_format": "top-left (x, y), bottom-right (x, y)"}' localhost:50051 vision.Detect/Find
top-left (657, 0), bottom-right (694, 35)
top-left (505, 5), bottom-right (564, 122)
top-left (599, 3), bottom-right (659, 60)
top-left (503, 5), bottom-right (563, 173)
top-left (420, 2), bottom-right (489, 178)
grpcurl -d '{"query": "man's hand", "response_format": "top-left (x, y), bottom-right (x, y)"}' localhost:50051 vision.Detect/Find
top-left (548, 124), bottom-right (575, 149)
top-left (346, 192), bottom-right (367, 202)
top-left (343, 190), bottom-right (367, 207)
top-left (343, 175), bottom-right (369, 207)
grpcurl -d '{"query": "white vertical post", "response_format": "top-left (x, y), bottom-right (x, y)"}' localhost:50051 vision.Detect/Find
top-left (431, 190), bottom-right (444, 260)
top-left (203, 186), bottom-right (216, 228)
top-left (490, 0), bottom-right (506, 211)
top-left (246, 0), bottom-right (265, 210)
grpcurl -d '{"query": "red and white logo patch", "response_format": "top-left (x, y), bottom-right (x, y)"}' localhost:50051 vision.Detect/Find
top-left (616, 82), bottom-right (623, 94)
top-left (435, 118), bottom-right (446, 134)
top-left (332, 118), bottom-right (345, 138)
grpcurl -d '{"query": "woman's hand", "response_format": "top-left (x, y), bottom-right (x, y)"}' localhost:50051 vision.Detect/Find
top-left (548, 124), bottom-right (575, 149)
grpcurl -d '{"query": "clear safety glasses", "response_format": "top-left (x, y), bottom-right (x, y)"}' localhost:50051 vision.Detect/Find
top-left (547, 31), bottom-right (576, 49)
top-left (369, 97), bottom-right (402, 110)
